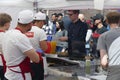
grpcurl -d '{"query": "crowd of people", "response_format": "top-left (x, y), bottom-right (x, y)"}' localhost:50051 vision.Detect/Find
top-left (0, 9), bottom-right (119, 80)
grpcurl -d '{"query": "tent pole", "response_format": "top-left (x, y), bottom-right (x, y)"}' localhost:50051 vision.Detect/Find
top-left (33, 0), bottom-right (39, 13)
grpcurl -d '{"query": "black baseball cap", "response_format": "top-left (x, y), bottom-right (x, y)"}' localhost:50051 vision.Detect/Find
top-left (91, 13), bottom-right (104, 21)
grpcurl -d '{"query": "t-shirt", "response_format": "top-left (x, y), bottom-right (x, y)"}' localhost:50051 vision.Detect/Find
top-left (108, 36), bottom-right (120, 66)
top-left (2, 29), bottom-right (33, 80)
top-left (97, 28), bottom-right (120, 54)
top-left (97, 27), bottom-right (120, 80)
top-left (54, 29), bottom-right (68, 48)
top-left (28, 26), bottom-right (47, 50)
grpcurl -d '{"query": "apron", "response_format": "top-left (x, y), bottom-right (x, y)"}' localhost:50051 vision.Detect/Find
top-left (7, 57), bottom-right (31, 80)
top-left (0, 51), bottom-right (32, 80)
top-left (2, 28), bottom-right (32, 80)
top-left (5, 28), bottom-right (43, 80)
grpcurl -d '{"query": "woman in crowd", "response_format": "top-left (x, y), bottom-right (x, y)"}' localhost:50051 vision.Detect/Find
top-left (54, 20), bottom-right (68, 53)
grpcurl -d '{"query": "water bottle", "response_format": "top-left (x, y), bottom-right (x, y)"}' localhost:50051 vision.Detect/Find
top-left (85, 56), bottom-right (91, 77)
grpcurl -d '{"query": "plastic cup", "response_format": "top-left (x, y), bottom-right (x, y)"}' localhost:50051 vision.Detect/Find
top-left (50, 41), bottom-right (57, 54)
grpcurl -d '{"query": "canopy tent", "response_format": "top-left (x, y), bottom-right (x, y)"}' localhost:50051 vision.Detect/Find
top-left (0, 7), bottom-right (33, 29)
top-left (0, 0), bottom-right (33, 8)
top-left (0, 0), bottom-right (119, 10)
top-left (38, 0), bottom-right (94, 10)
top-left (104, 0), bottom-right (120, 9)
top-left (38, 0), bottom-right (120, 10)
top-left (0, 0), bottom-right (119, 29)
top-left (0, 0), bottom-right (34, 29)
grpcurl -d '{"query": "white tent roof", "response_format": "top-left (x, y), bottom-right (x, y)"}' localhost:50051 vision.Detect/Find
top-left (0, 0), bottom-right (119, 29)
top-left (0, 0), bottom-right (34, 29)
top-left (0, 0), bottom-right (119, 10)
top-left (38, 0), bottom-right (120, 10)
top-left (104, 0), bottom-right (120, 9)
top-left (0, 0), bottom-right (33, 8)
top-left (38, 0), bottom-right (94, 9)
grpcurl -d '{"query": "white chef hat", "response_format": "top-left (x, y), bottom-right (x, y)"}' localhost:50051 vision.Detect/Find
top-left (34, 12), bottom-right (46, 20)
top-left (18, 10), bottom-right (34, 24)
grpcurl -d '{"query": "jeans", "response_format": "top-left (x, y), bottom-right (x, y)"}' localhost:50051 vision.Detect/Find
top-left (56, 46), bottom-right (63, 52)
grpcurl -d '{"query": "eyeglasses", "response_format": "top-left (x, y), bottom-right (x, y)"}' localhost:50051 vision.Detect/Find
top-left (68, 13), bottom-right (74, 16)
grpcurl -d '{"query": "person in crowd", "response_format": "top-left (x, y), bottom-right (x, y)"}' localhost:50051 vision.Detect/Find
top-left (91, 13), bottom-right (106, 32)
top-left (2, 10), bottom-right (43, 80)
top-left (62, 10), bottom-right (72, 31)
top-left (42, 13), bottom-right (58, 35)
top-left (26, 12), bottom-right (50, 80)
top-left (0, 13), bottom-right (12, 80)
top-left (67, 10), bottom-right (88, 60)
top-left (51, 13), bottom-right (58, 23)
top-left (42, 16), bottom-right (53, 35)
top-left (54, 20), bottom-right (68, 53)
top-left (85, 20), bottom-right (93, 43)
top-left (91, 13), bottom-right (108, 58)
top-left (86, 20), bottom-right (93, 29)
top-left (78, 14), bottom-right (93, 55)
top-left (78, 14), bottom-right (93, 44)
top-left (51, 13), bottom-right (58, 35)
top-left (85, 20), bottom-right (93, 55)
top-left (104, 19), bottom-right (111, 31)
top-left (97, 12), bottom-right (120, 80)
top-left (78, 13), bottom-right (85, 22)
top-left (57, 13), bottom-right (63, 21)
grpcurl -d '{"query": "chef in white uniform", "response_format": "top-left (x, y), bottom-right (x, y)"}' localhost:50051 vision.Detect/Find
top-left (2, 10), bottom-right (43, 80)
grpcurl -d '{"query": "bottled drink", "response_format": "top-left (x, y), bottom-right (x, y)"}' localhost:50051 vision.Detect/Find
top-left (85, 57), bottom-right (91, 77)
